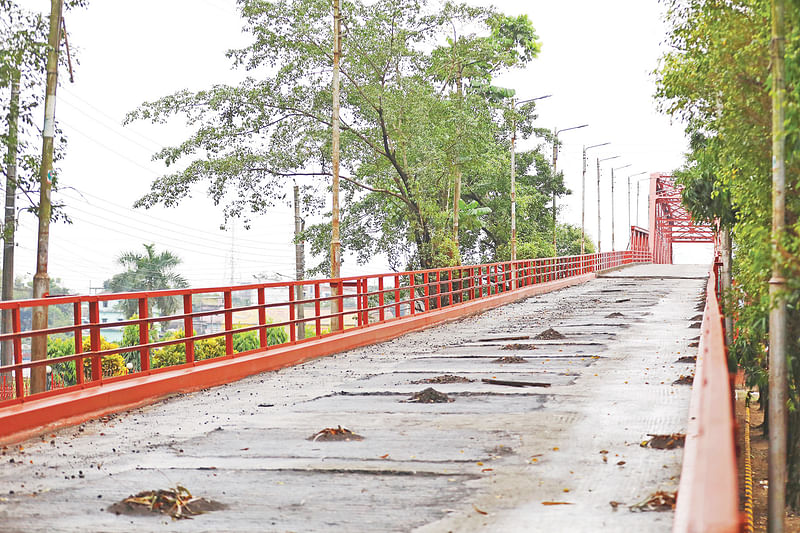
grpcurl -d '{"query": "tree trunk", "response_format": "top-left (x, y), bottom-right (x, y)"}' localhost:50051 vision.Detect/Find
top-left (1, 69), bottom-right (20, 380)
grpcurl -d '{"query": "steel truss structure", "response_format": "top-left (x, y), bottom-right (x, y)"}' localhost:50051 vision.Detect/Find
top-left (648, 173), bottom-right (715, 263)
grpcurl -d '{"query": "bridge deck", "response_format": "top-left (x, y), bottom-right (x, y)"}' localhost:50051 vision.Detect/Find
top-left (0, 264), bottom-right (708, 532)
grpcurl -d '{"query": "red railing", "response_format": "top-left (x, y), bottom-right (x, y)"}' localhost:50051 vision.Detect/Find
top-left (0, 245), bottom-right (650, 407)
top-left (672, 261), bottom-right (740, 532)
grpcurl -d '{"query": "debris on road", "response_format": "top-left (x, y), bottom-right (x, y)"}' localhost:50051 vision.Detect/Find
top-left (641, 433), bottom-right (686, 449)
top-left (629, 490), bottom-right (677, 512)
top-left (308, 426), bottom-right (364, 442)
top-left (676, 355), bottom-right (696, 363)
top-left (108, 486), bottom-right (225, 519)
top-left (534, 328), bottom-right (566, 340)
top-left (403, 387), bottom-right (454, 403)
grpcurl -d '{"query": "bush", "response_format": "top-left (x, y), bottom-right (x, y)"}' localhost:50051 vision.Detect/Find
top-left (47, 335), bottom-right (126, 385)
top-left (151, 323), bottom-right (288, 369)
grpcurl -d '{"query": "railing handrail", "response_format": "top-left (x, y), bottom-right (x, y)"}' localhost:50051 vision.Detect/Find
top-left (672, 262), bottom-right (740, 532)
top-left (0, 245), bottom-right (651, 406)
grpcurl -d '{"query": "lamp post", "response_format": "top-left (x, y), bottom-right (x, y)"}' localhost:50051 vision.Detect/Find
top-left (626, 172), bottom-right (647, 248)
top-left (552, 124), bottom-right (588, 256)
top-left (582, 143), bottom-right (610, 255)
top-left (635, 176), bottom-right (651, 227)
top-left (596, 155), bottom-right (619, 253)
top-left (610, 164), bottom-right (631, 251)
top-left (510, 94), bottom-right (551, 264)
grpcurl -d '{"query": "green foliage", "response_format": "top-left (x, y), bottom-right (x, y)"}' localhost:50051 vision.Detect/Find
top-left (103, 244), bottom-right (188, 320)
top-left (655, 0), bottom-right (800, 509)
top-left (151, 324), bottom-right (289, 369)
top-left (46, 335), bottom-right (126, 386)
top-left (125, 0), bottom-right (558, 271)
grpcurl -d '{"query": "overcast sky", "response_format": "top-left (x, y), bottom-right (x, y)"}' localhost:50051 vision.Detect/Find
top-left (10, 0), bottom-right (707, 294)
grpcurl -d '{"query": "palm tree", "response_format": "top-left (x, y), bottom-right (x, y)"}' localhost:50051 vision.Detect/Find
top-left (104, 244), bottom-right (189, 319)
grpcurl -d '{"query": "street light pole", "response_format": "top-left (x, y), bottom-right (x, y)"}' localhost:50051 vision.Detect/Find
top-left (582, 143), bottom-right (610, 255)
top-left (510, 95), bottom-right (551, 265)
top-left (626, 172), bottom-right (647, 248)
top-left (552, 124), bottom-right (588, 256)
top-left (596, 155), bottom-right (619, 254)
top-left (611, 164), bottom-right (631, 251)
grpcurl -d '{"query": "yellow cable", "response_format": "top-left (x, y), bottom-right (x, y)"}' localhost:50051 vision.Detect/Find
top-left (743, 400), bottom-right (754, 533)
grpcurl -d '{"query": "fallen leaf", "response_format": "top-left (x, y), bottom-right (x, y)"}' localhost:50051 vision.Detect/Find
top-left (380, 454), bottom-right (389, 459)
top-left (617, 461), bottom-right (626, 466)
top-left (481, 468), bottom-right (493, 472)
top-left (552, 447), bottom-right (559, 451)
top-left (476, 462), bottom-right (484, 466)
top-left (240, 448), bottom-right (249, 451)
top-left (562, 488), bottom-right (570, 493)
top-left (541, 501), bottom-right (573, 506)
top-left (472, 504), bottom-right (488, 515)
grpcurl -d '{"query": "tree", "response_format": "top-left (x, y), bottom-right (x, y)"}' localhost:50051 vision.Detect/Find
top-left (656, 0), bottom-right (800, 509)
top-left (103, 244), bottom-right (189, 319)
top-left (126, 0), bottom-right (548, 272)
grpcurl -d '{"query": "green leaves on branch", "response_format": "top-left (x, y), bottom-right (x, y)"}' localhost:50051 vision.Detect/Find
top-left (126, 0), bottom-right (556, 271)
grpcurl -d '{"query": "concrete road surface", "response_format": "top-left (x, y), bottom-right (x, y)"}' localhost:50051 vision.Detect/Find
top-left (0, 264), bottom-right (708, 532)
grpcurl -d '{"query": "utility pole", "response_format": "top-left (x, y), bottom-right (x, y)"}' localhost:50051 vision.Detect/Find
top-left (596, 155), bottom-right (619, 254)
top-left (610, 164), bottom-right (630, 251)
top-left (509, 95), bottom-right (550, 264)
top-left (626, 172), bottom-right (647, 248)
top-left (582, 142), bottom-right (610, 255)
top-left (330, 0), bottom-right (342, 331)
top-left (294, 185), bottom-right (305, 340)
top-left (1, 69), bottom-right (20, 375)
top-left (768, 0), bottom-right (787, 530)
top-left (551, 124), bottom-right (588, 256)
top-left (31, 0), bottom-right (64, 395)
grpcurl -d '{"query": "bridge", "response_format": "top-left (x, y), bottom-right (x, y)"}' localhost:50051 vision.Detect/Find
top-left (0, 177), bottom-right (739, 532)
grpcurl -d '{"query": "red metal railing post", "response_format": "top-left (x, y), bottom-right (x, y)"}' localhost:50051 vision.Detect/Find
top-left (73, 302), bottom-right (84, 385)
top-left (12, 308), bottom-right (22, 399)
top-left (423, 272), bottom-right (430, 311)
top-left (89, 300), bottom-right (101, 382)
top-left (258, 288), bottom-right (268, 347)
top-left (183, 294), bottom-right (195, 363)
top-left (409, 274), bottom-right (416, 315)
top-left (378, 277), bottom-right (385, 321)
top-left (314, 283), bottom-right (322, 336)
top-left (138, 298), bottom-right (150, 372)
top-left (224, 291), bottom-right (234, 355)
top-left (394, 274), bottom-right (401, 318)
top-left (288, 285), bottom-right (297, 341)
top-left (448, 270), bottom-right (453, 306)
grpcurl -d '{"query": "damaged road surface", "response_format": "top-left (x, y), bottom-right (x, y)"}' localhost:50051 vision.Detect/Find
top-left (0, 264), bottom-right (706, 532)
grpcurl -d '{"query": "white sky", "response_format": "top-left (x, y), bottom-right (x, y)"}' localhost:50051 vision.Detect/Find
top-left (10, 0), bottom-right (708, 294)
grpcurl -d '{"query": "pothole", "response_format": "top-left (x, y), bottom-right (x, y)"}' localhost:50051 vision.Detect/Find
top-left (501, 343), bottom-right (537, 350)
top-left (491, 356), bottom-right (527, 364)
top-left (481, 378), bottom-right (550, 388)
top-left (409, 374), bottom-right (474, 384)
top-left (605, 312), bottom-right (624, 318)
top-left (673, 374), bottom-right (694, 385)
top-left (676, 356), bottom-right (696, 363)
top-left (475, 335), bottom-right (530, 342)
